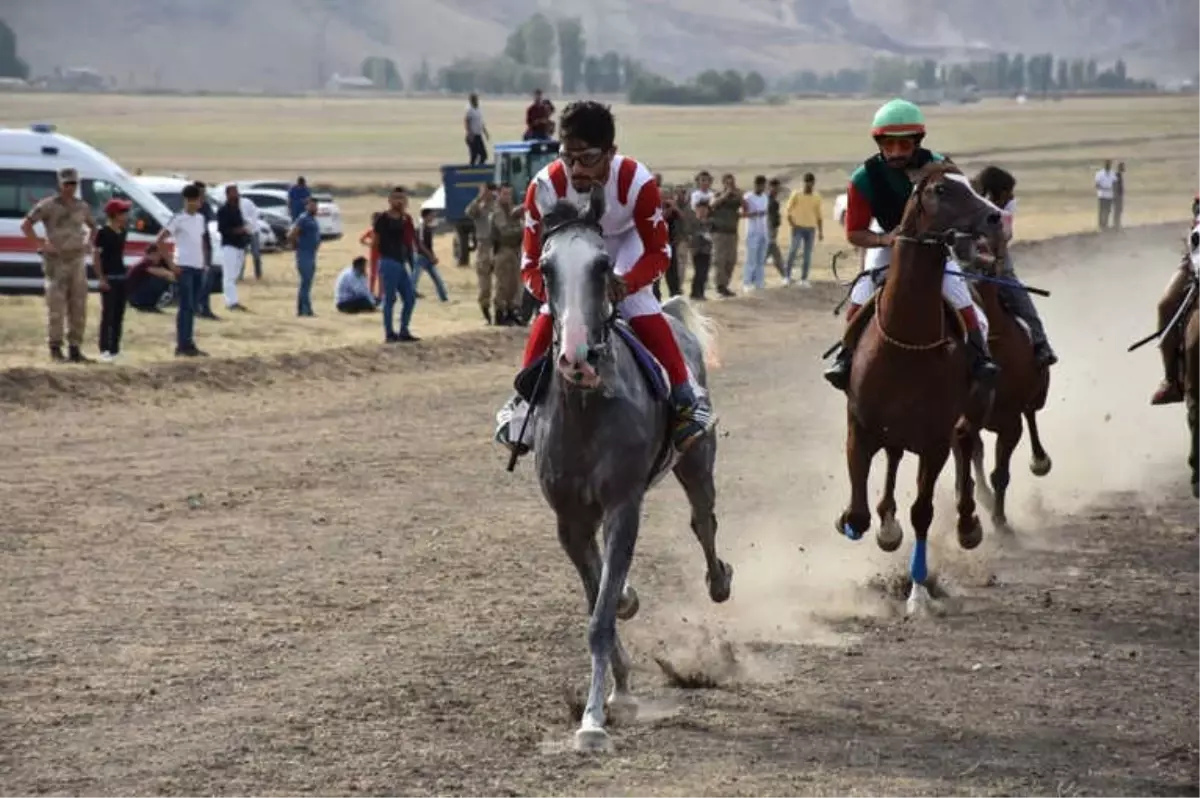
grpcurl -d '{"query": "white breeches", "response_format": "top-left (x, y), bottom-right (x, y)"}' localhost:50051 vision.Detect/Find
top-left (539, 224), bottom-right (665, 319)
top-left (851, 244), bottom-right (987, 337)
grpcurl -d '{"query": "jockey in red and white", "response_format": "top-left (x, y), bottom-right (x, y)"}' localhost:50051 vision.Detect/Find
top-left (494, 100), bottom-right (716, 452)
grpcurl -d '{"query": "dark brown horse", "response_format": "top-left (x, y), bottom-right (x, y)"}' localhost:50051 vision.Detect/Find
top-left (836, 162), bottom-right (1005, 615)
top-left (970, 259), bottom-right (1053, 529)
top-left (1186, 302), bottom-right (1198, 497)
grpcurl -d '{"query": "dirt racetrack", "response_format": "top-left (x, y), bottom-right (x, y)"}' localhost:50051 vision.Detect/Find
top-left (1, 224), bottom-right (1197, 797)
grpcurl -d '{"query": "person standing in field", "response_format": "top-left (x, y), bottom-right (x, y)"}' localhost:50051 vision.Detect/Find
top-left (239, 189), bottom-right (263, 280)
top-left (374, 186), bottom-right (420, 343)
top-left (216, 184), bottom-right (250, 312)
top-left (20, 166), bottom-right (97, 363)
top-left (465, 93), bottom-right (490, 166)
top-left (785, 172), bottom-right (824, 287)
top-left (741, 175), bottom-right (770, 293)
top-left (156, 183), bottom-right (208, 357)
top-left (489, 183), bottom-right (525, 326)
top-left (710, 173), bottom-right (742, 298)
top-left (690, 170), bottom-right (714, 209)
top-left (688, 198), bottom-right (714, 301)
top-left (1094, 159), bottom-right (1117, 230)
top-left (766, 178), bottom-right (785, 281)
top-left (466, 182), bottom-right (497, 323)
top-left (524, 88), bottom-right (556, 141)
top-left (288, 196), bottom-right (321, 317)
top-left (1112, 161), bottom-right (1126, 230)
top-left (94, 198), bottom-right (131, 362)
top-left (410, 208), bottom-right (448, 302)
top-left (288, 176), bottom-right (311, 221)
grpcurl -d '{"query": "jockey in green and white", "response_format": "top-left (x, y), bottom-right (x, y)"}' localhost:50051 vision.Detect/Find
top-left (824, 98), bottom-right (999, 391)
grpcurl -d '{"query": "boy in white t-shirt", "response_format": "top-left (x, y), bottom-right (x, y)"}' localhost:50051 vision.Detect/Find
top-left (975, 166), bottom-right (1057, 367)
top-left (689, 170), bottom-right (714, 209)
top-left (156, 183), bottom-right (209, 357)
top-left (1094, 159), bottom-right (1117, 230)
top-left (741, 175), bottom-right (770, 292)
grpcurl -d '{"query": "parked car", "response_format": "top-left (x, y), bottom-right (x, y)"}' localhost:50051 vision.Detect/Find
top-left (224, 181), bottom-right (343, 240)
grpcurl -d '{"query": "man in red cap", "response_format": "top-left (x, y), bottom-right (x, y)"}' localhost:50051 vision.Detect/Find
top-left (94, 197), bottom-right (132, 362)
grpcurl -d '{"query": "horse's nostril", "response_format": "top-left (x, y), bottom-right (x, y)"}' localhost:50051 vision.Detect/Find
top-left (986, 212), bottom-right (1001, 225)
top-left (585, 349), bottom-right (600, 366)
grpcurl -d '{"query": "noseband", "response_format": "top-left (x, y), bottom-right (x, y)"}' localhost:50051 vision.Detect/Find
top-left (539, 216), bottom-right (619, 365)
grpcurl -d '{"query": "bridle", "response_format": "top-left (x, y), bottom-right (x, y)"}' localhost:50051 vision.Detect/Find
top-left (875, 170), bottom-right (982, 351)
top-left (539, 215), bottom-right (619, 367)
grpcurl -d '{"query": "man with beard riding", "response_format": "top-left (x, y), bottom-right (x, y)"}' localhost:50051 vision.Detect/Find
top-left (823, 98), bottom-right (999, 390)
top-left (493, 100), bottom-right (716, 455)
top-left (1148, 193), bottom-right (1200, 405)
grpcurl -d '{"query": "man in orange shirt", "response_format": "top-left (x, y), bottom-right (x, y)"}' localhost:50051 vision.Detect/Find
top-left (359, 212), bottom-right (382, 297)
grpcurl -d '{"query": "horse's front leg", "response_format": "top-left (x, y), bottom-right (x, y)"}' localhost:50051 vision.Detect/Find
top-left (908, 446), bottom-right (950, 616)
top-left (989, 418), bottom-right (1023, 531)
top-left (577, 501), bottom-right (642, 752)
top-left (875, 446), bottom-right (904, 552)
top-left (953, 420), bottom-right (984, 550)
top-left (557, 515), bottom-right (633, 743)
top-left (838, 412), bottom-right (879, 541)
top-left (1188, 395), bottom-right (1199, 498)
top-left (673, 437), bottom-right (733, 603)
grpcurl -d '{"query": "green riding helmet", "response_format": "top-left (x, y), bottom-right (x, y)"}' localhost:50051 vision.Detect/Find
top-left (871, 98), bottom-right (926, 138)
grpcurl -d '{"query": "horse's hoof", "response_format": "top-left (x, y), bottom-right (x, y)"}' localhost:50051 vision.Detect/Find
top-left (616, 585), bottom-right (640, 621)
top-left (707, 560), bottom-right (733, 603)
top-left (837, 512), bottom-right (865, 541)
top-left (906, 581), bottom-right (933, 617)
top-left (958, 516), bottom-right (984, 550)
top-left (1192, 480), bottom-right (1198, 499)
top-left (876, 516), bottom-right (903, 552)
top-left (574, 725), bottom-right (612, 753)
top-left (1029, 455), bottom-right (1052, 477)
top-left (607, 691), bottom-right (639, 724)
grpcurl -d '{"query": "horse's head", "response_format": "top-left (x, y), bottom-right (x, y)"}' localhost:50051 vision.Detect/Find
top-left (539, 186), bottom-right (613, 390)
top-left (901, 162), bottom-right (1005, 264)
top-left (1189, 220), bottom-right (1200, 278)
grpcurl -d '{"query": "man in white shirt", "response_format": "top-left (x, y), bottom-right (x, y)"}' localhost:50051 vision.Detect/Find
top-left (156, 183), bottom-right (208, 357)
top-left (1094, 159), bottom-right (1117, 230)
top-left (465, 93), bottom-right (489, 166)
top-left (689, 170), bottom-right (714, 209)
top-left (335, 256), bottom-right (378, 314)
top-left (741, 175), bottom-right (770, 292)
top-left (238, 191), bottom-right (263, 279)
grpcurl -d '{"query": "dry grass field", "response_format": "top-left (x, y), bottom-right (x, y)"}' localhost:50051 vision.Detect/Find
top-left (0, 92), bottom-right (1195, 369)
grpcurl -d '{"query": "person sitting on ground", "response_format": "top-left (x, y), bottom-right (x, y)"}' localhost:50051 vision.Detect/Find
top-left (126, 244), bottom-right (179, 312)
top-left (335, 256), bottom-right (378, 314)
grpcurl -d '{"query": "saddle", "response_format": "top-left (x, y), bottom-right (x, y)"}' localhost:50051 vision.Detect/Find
top-left (843, 293), bottom-right (969, 348)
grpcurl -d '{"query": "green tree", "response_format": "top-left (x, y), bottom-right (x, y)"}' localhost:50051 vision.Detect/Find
top-left (524, 13), bottom-right (557, 70)
top-left (1008, 53), bottom-right (1025, 91)
top-left (360, 56), bottom-right (402, 90)
top-left (412, 57), bottom-right (434, 92)
top-left (1069, 59), bottom-right (1085, 89)
top-left (504, 28), bottom-right (528, 64)
top-left (1085, 58), bottom-right (1098, 86)
top-left (744, 70), bottom-right (767, 97)
top-left (583, 55), bottom-right (603, 92)
top-left (556, 17), bottom-right (585, 93)
top-left (994, 52), bottom-right (1010, 90)
top-left (1114, 58), bottom-right (1127, 86)
top-left (1055, 59), bottom-right (1069, 89)
top-left (0, 19), bottom-right (29, 79)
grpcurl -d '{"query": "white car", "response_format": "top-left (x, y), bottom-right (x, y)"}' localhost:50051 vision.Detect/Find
top-left (225, 182), bottom-right (343, 240)
top-left (134, 175), bottom-right (275, 264)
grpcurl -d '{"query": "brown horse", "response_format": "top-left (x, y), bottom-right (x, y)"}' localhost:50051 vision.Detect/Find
top-left (1185, 302), bottom-right (1198, 497)
top-left (836, 163), bottom-right (1005, 615)
top-left (970, 260), bottom-right (1053, 529)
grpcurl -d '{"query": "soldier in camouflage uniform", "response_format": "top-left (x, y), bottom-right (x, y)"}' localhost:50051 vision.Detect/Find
top-left (465, 182), bottom-right (497, 323)
top-left (489, 183), bottom-right (525, 326)
top-left (21, 167), bottom-right (97, 363)
top-left (710, 173), bottom-right (743, 297)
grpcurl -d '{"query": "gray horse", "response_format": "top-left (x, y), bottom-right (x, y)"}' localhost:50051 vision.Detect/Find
top-left (519, 193), bottom-right (733, 752)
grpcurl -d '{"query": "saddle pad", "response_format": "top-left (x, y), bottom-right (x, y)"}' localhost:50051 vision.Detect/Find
top-left (613, 322), bottom-right (671, 401)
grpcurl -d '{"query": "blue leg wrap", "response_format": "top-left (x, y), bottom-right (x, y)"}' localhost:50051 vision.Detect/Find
top-left (910, 538), bottom-right (928, 585)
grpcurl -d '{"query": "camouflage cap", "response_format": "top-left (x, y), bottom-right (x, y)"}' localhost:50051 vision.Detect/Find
top-left (57, 167), bottom-right (79, 184)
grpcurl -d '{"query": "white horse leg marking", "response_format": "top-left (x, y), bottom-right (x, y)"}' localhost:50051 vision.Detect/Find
top-left (907, 581), bottom-right (933, 617)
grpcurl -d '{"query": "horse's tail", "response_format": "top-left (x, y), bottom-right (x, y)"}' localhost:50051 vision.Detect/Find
top-left (663, 296), bottom-right (721, 370)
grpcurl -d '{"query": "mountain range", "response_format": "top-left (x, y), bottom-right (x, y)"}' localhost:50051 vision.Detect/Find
top-left (5, 0), bottom-right (1197, 92)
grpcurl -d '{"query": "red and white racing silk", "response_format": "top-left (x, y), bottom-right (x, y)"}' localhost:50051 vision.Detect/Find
top-left (520, 155), bottom-right (669, 307)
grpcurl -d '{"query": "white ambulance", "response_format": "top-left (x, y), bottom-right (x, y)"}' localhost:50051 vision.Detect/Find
top-left (0, 123), bottom-right (174, 294)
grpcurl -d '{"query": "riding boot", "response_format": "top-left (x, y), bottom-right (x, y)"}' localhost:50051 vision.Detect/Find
top-left (966, 328), bottom-right (1000, 385)
top-left (1151, 345), bottom-right (1185, 405)
top-left (481, 304), bottom-right (492, 325)
top-left (669, 381), bottom-right (715, 452)
top-left (1002, 281), bottom-right (1058, 366)
top-left (823, 346), bottom-right (853, 391)
top-left (494, 393), bottom-right (531, 454)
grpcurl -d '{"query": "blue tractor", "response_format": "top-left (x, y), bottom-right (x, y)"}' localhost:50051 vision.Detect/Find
top-left (437, 139), bottom-right (560, 266)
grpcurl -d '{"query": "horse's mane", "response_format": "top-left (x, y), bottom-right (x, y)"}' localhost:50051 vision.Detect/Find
top-left (542, 200), bottom-right (583, 233)
top-left (541, 186), bottom-right (606, 239)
